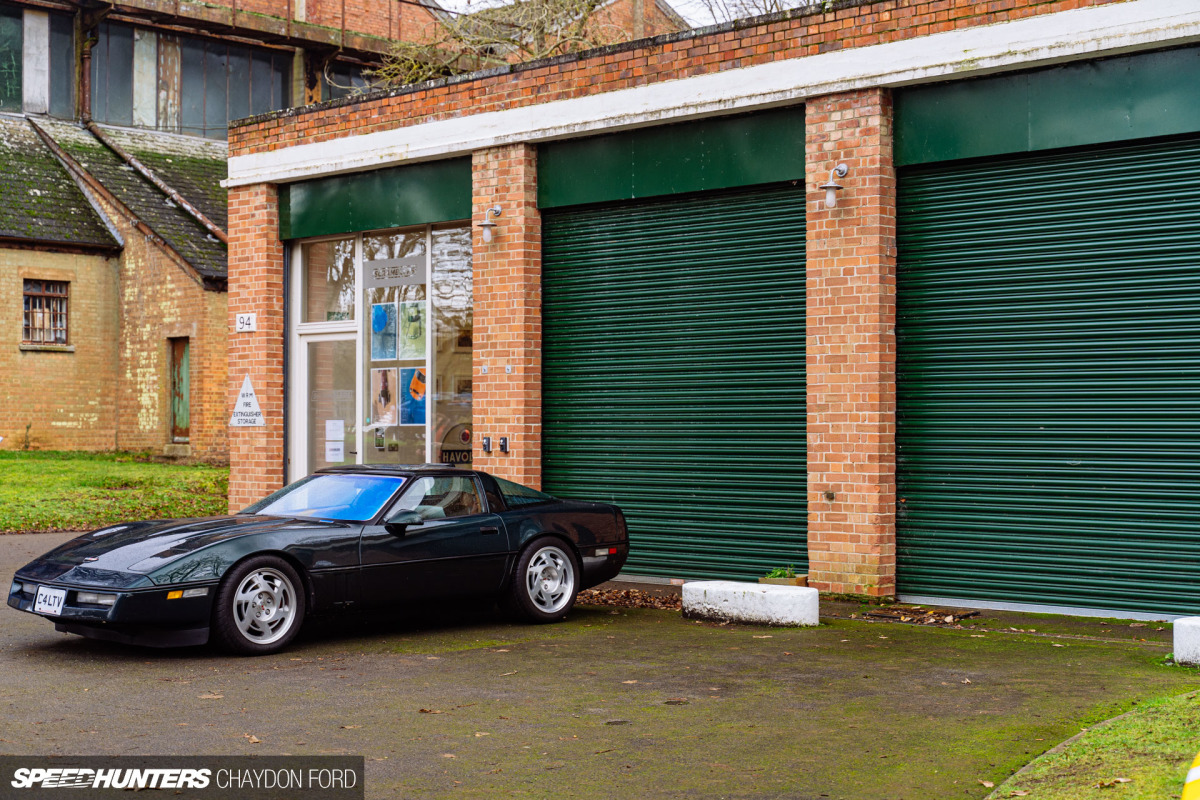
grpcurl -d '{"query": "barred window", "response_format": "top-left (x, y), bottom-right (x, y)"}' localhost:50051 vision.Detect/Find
top-left (23, 280), bottom-right (69, 345)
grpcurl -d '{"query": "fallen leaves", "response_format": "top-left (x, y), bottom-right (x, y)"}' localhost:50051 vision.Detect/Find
top-left (864, 608), bottom-right (980, 626)
top-left (340, 725), bottom-right (362, 730)
top-left (243, 734), bottom-right (261, 744)
top-left (1095, 777), bottom-right (1132, 788)
top-left (418, 709), bottom-right (442, 714)
top-left (978, 779), bottom-right (994, 788)
top-left (577, 588), bottom-right (682, 610)
top-left (198, 693), bottom-right (224, 700)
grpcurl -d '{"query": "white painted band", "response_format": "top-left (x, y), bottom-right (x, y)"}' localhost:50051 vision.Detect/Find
top-left (1186, 766), bottom-right (1200, 784)
top-left (898, 595), bottom-right (1179, 623)
top-left (226, 0), bottom-right (1200, 187)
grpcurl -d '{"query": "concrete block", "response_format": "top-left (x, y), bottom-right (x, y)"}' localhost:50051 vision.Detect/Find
top-left (1174, 617), bottom-right (1200, 665)
top-left (682, 580), bottom-right (818, 627)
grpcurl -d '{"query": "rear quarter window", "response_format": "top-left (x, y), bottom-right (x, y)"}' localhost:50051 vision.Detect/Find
top-left (495, 477), bottom-right (556, 508)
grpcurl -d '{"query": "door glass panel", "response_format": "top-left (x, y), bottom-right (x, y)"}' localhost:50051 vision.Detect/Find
top-left (363, 230), bottom-right (426, 464)
top-left (302, 238), bottom-right (356, 322)
top-left (307, 339), bottom-right (356, 471)
top-left (432, 226), bottom-right (473, 466)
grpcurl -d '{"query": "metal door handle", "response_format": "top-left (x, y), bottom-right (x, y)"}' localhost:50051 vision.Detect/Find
top-left (480, 526), bottom-right (500, 536)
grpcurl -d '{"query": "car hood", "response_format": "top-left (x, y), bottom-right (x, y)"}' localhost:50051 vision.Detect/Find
top-left (14, 516), bottom-right (332, 587)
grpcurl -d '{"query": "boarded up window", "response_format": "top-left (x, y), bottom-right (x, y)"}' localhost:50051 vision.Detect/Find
top-left (93, 24), bottom-right (289, 138)
top-left (0, 4), bottom-right (21, 112)
top-left (48, 13), bottom-right (74, 118)
top-left (91, 22), bottom-right (134, 125)
top-left (179, 38), bottom-right (290, 138)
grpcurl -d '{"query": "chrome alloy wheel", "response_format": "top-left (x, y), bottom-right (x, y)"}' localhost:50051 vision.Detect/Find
top-left (524, 545), bottom-right (575, 614)
top-left (232, 567), bottom-right (297, 645)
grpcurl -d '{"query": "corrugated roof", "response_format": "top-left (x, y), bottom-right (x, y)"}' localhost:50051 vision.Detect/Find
top-left (37, 118), bottom-right (227, 280)
top-left (0, 115), bottom-right (118, 249)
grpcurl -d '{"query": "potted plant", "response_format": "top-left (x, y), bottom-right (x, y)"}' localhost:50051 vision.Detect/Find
top-left (759, 565), bottom-right (808, 587)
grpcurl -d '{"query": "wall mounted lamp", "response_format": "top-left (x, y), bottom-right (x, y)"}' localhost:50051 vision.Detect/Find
top-left (478, 205), bottom-right (501, 243)
top-left (819, 164), bottom-right (849, 209)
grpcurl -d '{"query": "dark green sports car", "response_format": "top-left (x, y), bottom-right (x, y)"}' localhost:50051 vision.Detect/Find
top-left (8, 466), bottom-right (629, 655)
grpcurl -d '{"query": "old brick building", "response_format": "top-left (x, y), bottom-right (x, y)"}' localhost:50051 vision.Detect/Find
top-left (227, 0), bottom-right (1200, 618)
top-left (2, 0), bottom-right (676, 457)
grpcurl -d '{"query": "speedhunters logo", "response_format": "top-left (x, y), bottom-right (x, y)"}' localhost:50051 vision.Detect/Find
top-left (11, 767), bottom-right (211, 789)
top-left (0, 757), bottom-right (363, 799)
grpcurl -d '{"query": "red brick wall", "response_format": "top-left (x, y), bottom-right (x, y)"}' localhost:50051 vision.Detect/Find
top-left (230, 0), bottom-right (1120, 157)
top-left (227, 184), bottom-right (286, 510)
top-left (471, 145), bottom-right (543, 488)
top-left (590, 0), bottom-right (686, 44)
top-left (804, 89), bottom-right (896, 597)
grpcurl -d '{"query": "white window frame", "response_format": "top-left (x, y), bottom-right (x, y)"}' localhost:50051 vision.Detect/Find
top-left (289, 225), bottom-right (446, 483)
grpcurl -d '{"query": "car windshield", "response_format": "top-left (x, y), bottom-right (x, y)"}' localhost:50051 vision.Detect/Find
top-left (241, 474), bottom-right (404, 522)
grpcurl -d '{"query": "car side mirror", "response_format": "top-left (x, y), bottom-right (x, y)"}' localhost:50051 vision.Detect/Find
top-left (384, 510), bottom-right (425, 536)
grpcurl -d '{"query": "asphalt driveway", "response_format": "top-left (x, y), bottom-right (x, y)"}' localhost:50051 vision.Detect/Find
top-left (1, 532), bottom-right (1194, 799)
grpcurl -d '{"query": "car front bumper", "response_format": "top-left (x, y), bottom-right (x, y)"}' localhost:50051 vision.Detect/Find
top-left (8, 577), bottom-right (217, 648)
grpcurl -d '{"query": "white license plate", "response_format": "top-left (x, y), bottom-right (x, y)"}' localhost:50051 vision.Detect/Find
top-left (33, 586), bottom-right (66, 616)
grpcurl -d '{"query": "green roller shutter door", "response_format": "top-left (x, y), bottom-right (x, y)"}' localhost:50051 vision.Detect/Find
top-left (542, 184), bottom-right (807, 580)
top-left (896, 134), bottom-right (1200, 615)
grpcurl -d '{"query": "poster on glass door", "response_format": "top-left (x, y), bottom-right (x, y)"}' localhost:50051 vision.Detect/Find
top-left (370, 302), bottom-right (398, 361)
top-left (371, 367), bottom-right (398, 426)
top-left (399, 301), bottom-right (426, 360)
top-left (401, 367), bottom-right (426, 425)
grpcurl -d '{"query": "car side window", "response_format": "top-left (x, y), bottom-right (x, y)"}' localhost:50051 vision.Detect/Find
top-left (389, 476), bottom-right (483, 520)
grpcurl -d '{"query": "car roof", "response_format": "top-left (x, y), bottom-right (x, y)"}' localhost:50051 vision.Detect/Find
top-left (315, 464), bottom-right (480, 478)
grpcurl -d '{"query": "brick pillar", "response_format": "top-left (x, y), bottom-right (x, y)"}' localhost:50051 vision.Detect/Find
top-left (804, 89), bottom-right (897, 597)
top-left (471, 144), bottom-right (542, 488)
top-left (227, 184), bottom-right (286, 511)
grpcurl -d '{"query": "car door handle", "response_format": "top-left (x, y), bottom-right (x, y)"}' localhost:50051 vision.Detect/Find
top-left (480, 526), bottom-right (500, 536)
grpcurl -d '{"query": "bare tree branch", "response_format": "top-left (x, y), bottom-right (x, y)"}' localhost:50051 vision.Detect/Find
top-left (370, 0), bottom-right (632, 87)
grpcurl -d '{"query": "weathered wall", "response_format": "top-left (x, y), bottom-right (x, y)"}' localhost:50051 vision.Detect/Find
top-left (86, 192), bottom-right (229, 462)
top-left (229, 0), bottom-right (1120, 157)
top-left (0, 247), bottom-right (119, 451)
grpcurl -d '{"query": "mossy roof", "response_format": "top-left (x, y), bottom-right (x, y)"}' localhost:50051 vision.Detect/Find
top-left (38, 118), bottom-right (227, 280)
top-left (0, 115), bottom-right (117, 249)
top-left (95, 125), bottom-right (228, 232)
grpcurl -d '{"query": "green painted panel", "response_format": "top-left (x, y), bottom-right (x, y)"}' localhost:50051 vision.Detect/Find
top-left (896, 46), bottom-right (1200, 166)
top-left (542, 183), bottom-right (807, 581)
top-left (538, 107), bottom-right (805, 208)
top-left (280, 158), bottom-right (471, 239)
top-left (896, 134), bottom-right (1200, 615)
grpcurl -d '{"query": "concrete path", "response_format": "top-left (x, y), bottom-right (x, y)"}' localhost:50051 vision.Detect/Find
top-left (1, 532), bottom-right (1195, 799)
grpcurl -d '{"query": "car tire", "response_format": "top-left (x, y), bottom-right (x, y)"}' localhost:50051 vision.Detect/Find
top-left (211, 555), bottom-right (306, 655)
top-left (507, 538), bottom-right (580, 623)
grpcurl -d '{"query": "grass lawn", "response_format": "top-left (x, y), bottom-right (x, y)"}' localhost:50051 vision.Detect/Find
top-left (0, 451), bottom-right (229, 533)
top-left (989, 689), bottom-right (1200, 799)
